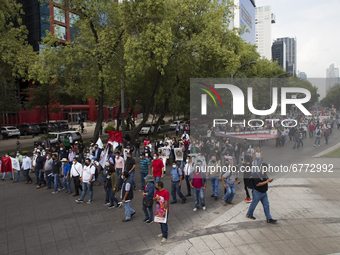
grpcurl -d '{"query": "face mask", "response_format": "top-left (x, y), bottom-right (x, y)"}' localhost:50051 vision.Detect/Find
top-left (186, 159), bottom-right (189, 163)
top-left (60, 148), bottom-right (63, 151)
top-left (33, 154), bottom-right (36, 156)
top-left (153, 157), bottom-right (156, 160)
top-left (140, 156), bottom-right (142, 158)
top-left (116, 155), bottom-right (119, 158)
top-left (17, 153), bottom-right (19, 156)
top-left (172, 165), bottom-right (176, 168)
top-left (85, 163), bottom-right (89, 166)
top-left (73, 161), bottom-right (76, 164)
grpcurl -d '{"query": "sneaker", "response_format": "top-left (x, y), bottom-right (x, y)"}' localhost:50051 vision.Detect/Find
top-left (146, 220), bottom-right (153, 225)
top-left (161, 238), bottom-right (167, 243)
top-left (193, 208), bottom-right (198, 212)
top-left (267, 219), bottom-right (277, 224)
top-left (52, 191), bottom-right (58, 194)
top-left (181, 199), bottom-right (186, 204)
top-left (103, 203), bottom-right (110, 206)
top-left (313, 144), bottom-right (316, 146)
top-left (139, 189), bottom-right (144, 192)
top-left (131, 212), bottom-right (136, 217)
top-left (108, 205), bottom-right (115, 209)
top-left (134, 187), bottom-right (137, 191)
top-left (202, 206), bottom-right (206, 211)
top-left (157, 234), bottom-right (163, 238)
top-left (116, 204), bottom-right (122, 209)
top-left (245, 198), bottom-right (252, 203)
top-left (143, 218), bottom-right (149, 223)
top-left (75, 199), bottom-right (83, 203)
top-left (58, 187), bottom-right (65, 191)
top-left (87, 200), bottom-right (93, 204)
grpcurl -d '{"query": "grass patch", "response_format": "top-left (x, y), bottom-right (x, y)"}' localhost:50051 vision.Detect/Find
top-left (323, 147), bottom-right (340, 158)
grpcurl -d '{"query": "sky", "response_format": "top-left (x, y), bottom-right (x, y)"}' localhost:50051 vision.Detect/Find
top-left (255, 0), bottom-right (340, 98)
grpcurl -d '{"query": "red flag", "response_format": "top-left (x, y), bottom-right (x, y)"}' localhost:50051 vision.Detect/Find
top-left (1, 157), bottom-right (12, 173)
top-left (108, 131), bottom-right (123, 143)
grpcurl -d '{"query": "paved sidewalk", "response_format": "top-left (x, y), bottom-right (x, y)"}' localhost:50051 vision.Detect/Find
top-left (147, 157), bottom-right (340, 255)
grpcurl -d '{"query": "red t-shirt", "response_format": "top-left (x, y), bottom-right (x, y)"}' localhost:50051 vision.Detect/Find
top-left (152, 159), bottom-right (164, 177)
top-left (192, 172), bottom-right (203, 189)
top-left (154, 188), bottom-right (169, 212)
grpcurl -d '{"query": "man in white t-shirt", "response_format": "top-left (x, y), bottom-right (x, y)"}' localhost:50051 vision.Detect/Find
top-left (76, 158), bottom-right (96, 204)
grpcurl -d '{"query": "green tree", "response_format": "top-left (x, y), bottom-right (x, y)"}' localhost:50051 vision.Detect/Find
top-left (321, 86), bottom-right (340, 109)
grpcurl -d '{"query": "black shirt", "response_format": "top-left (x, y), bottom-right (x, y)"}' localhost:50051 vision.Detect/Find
top-left (36, 156), bottom-right (46, 169)
top-left (135, 140), bottom-right (140, 149)
top-left (52, 160), bottom-right (61, 174)
top-left (78, 144), bottom-right (85, 154)
top-left (253, 172), bottom-right (269, 193)
top-left (125, 157), bottom-right (135, 172)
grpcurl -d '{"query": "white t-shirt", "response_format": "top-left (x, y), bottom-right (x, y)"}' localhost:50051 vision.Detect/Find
top-left (82, 165), bottom-right (96, 183)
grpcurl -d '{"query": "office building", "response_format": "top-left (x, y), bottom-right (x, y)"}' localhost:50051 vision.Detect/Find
top-left (255, 5), bottom-right (275, 60)
top-left (272, 37), bottom-right (297, 75)
top-left (271, 40), bottom-right (286, 70)
top-left (298, 71), bottom-right (307, 80)
top-left (229, 0), bottom-right (256, 44)
top-left (326, 63), bottom-right (340, 93)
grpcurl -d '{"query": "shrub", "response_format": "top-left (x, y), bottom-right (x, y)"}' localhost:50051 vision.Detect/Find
top-left (105, 125), bottom-right (115, 132)
top-left (106, 118), bottom-right (113, 123)
top-left (160, 119), bottom-right (165, 125)
top-left (40, 135), bottom-right (45, 139)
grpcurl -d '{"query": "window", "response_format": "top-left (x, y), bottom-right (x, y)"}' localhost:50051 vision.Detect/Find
top-left (69, 12), bottom-right (79, 26)
top-left (55, 25), bottom-right (66, 40)
top-left (265, 6), bottom-right (270, 12)
top-left (54, 6), bottom-right (66, 23)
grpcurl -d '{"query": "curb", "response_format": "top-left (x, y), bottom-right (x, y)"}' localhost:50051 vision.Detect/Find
top-left (312, 141), bottom-right (340, 157)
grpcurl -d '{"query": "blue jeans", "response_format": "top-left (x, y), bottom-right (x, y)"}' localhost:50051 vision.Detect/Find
top-left (122, 201), bottom-right (135, 220)
top-left (35, 168), bottom-right (42, 184)
top-left (293, 139), bottom-right (299, 149)
top-left (104, 181), bottom-right (109, 203)
top-left (54, 173), bottom-right (63, 192)
top-left (108, 187), bottom-right (119, 206)
top-left (171, 181), bottom-right (186, 202)
top-left (80, 181), bottom-right (94, 201)
top-left (134, 148), bottom-right (140, 157)
top-left (141, 172), bottom-right (148, 188)
top-left (254, 158), bottom-right (262, 168)
top-left (15, 170), bottom-right (20, 181)
top-left (116, 168), bottom-right (122, 188)
top-left (325, 135), bottom-right (329, 144)
top-left (299, 139), bottom-right (303, 147)
top-left (247, 189), bottom-right (272, 220)
top-left (210, 177), bottom-right (219, 197)
top-left (309, 130), bottom-right (313, 137)
top-left (63, 176), bottom-right (72, 192)
top-left (2, 171), bottom-right (13, 179)
top-left (154, 176), bottom-right (161, 185)
top-left (314, 137), bottom-right (320, 145)
top-left (142, 204), bottom-right (153, 221)
top-left (222, 183), bottom-right (235, 202)
top-left (234, 152), bottom-right (240, 165)
top-left (160, 212), bottom-right (169, 239)
top-left (129, 170), bottom-right (136, 188)
top-left (193, 187), bottom-right (205, 209)
top-left (45, 171), bottom-right (53, 188)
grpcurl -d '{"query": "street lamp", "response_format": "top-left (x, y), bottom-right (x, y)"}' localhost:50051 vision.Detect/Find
top-left (269, 72), bottom-right (290, 106)
top-left (230, 61), bottom-right (257, 118)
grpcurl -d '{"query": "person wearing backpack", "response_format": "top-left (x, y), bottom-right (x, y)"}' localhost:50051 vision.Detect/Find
top-left (314, 125), bottom-right (322, 146)
top-left (324, 127), bottom-right (330, 145)
top-left (221, 165), bottom-right (240, 205)
top-left (169, 161), bottom-right (187, 204)
top-left (246, 163), bottom-right (277, 224)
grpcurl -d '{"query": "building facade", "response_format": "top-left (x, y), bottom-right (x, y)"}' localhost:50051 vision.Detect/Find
top-left (229, 0), bottom-right (256, 45)
top-left (326, 63), bottom-right (340, 93)
top-left (271, 40), bottom-right (286, 70)
top-left (3, 0), bottom-right (126, 126)
top-left (272, 37), bottom-right (297, 75)
top-left (298, 71), bottom-right (307, 80)
top-left (255, 5), bottom-right (275, 60)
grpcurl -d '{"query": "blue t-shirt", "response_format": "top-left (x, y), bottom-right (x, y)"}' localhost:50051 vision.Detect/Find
top-left (170, 167), bottom-right (182, 182)
top-left (140, 158), bottom-right (150, 173)
top-left (63, 163), bottom-right (71, 176)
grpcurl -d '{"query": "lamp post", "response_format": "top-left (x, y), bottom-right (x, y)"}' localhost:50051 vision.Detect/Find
top-left (230, 61), bottom-right (257, 119)
top-left (269, 72), bottom-right (290, 106)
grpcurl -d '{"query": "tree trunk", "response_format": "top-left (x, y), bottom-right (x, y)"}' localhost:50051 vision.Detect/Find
top-left (46, 104), bottom-right (49, 134)
top-left (116, 104), bottom-right (121, 131)
top-left (152, 97), bottom-right (169, 138)
top-left (93, 80), bottom-right (104, 142)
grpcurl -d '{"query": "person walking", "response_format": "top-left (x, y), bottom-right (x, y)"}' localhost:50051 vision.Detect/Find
top-left (52, 154), bottom-right (64, 194)
top-left (243, 155), bottom-right (252, 203)
top-left (34, 151), bottom-right (45, 188)
top-left (21, 153), bottom-right (33, 184)
top-left (70, 157), bottom-right (83, 197)
top-left (42, 153), bottom-right (53, 190)
top-left (246, 163), bottom-right (277, 224)
top-left (253, 146), bottom-right (263, 168)
top-left (125, 153), bottom-right (136, 190)
top-left (140, 153), bottom-right (150, 191)
top-left (189, 165), bottom-right (207, 211)
top-left (121, 172), bottom-right (136, 222)
top-left (314, 125), bottom-right (322, 147)
top-left (221, 166), bottom-right (240, 205)
top-left (115, 151), bottom-right (125, 189)
top-left (76, 158), bottom-right (96, 204)
top-left (142, 175), bottom-right (155, 224)
top-left (13, 151), bottom-right (23, 182)
top-left (61, 158), bottom-right (72, 194)
top-left (324, 126), bottom-right (330, 145)
top-left (107, 163), bottom-right (120, 209)
top-left (183, 156), bottom-right (193, 197)
top-left (170, 161), bottom-right (187, 204)
top-left (207, 156), bottom-right (222, 200)
top-left (153, 181), bottom-right (169, 243)
top-left (152, 153), bottom-right (164, 184)
top-left (134, 138), bottom-right (140, 157)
